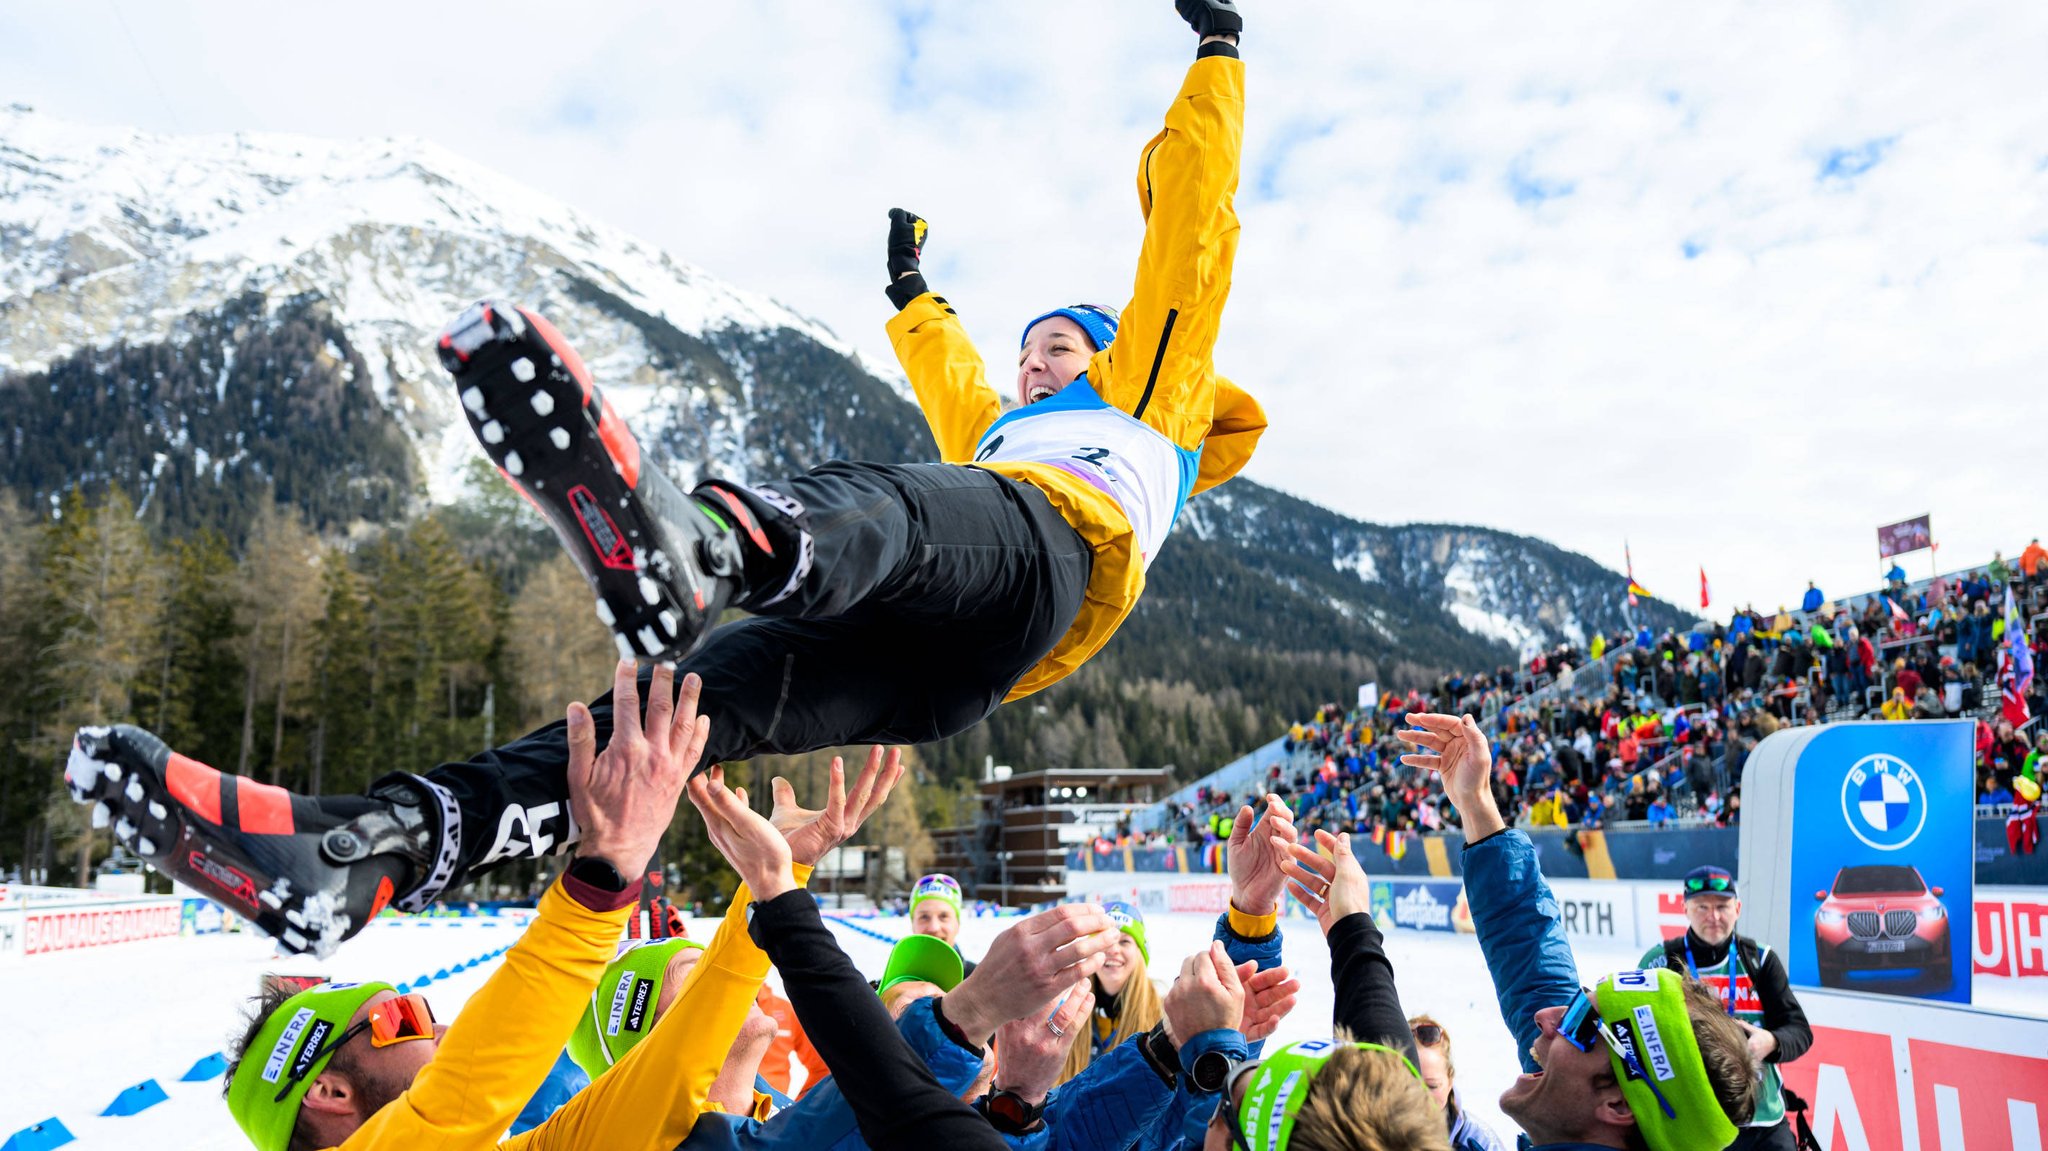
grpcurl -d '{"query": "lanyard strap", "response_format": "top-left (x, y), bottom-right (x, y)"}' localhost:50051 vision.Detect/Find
top-left (1683, 934), bottom-right (1739, 1017)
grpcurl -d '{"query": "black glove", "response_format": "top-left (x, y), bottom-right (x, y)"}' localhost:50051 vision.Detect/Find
top-left (1176, 0), bottom-right (1242, 40)
top-left (885, 208), bottom-right (931, 310)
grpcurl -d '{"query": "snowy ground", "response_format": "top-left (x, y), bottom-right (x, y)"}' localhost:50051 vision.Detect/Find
top-left (3, 911), bottom-right (2040, 1149)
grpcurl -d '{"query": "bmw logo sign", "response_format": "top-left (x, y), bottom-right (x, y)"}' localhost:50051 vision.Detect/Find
top-left (1840, 754), bottom-right (1928, 851)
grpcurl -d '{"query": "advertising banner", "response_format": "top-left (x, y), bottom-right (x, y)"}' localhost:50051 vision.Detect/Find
top-left (182, 898), bottom-right (226, 936)
top-left (1368, 879), bottom-right (1470, 934)
top-left (1542, 877), bottom-right (1639, 946)
top-left (1876, 515), bottom-right (1933, 560)
top-left (1775, 988), bottom-right (2048, 1151)
top-left (1784, 722), bottom-right (1973, 1002)
top-left (0, 905), bottom-right (20, 962)
top-left (22, 898), bottom-right (183, 955)
top-left (1972, 888), bottom-right (2048, 980)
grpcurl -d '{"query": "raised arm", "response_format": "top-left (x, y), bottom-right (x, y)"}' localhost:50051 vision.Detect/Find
top-left (1090, 6), bottom-right (1245, 450)
top-left (1398, 713), bottom-right (1580, 1072)
top-left (881, 209), bottom-right (1003, 461)
top-left (344, 662), bottom-right (702, 1150)
top-left (1283, 830), bottom-right (1418, 1065)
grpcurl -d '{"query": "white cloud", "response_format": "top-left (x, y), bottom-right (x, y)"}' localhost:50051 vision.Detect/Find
top-left (4, 0), bottom-right (2043, 619)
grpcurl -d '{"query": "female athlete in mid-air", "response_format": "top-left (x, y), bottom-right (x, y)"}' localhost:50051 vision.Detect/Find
top-left (70, 0), bottom-right (1264, 955)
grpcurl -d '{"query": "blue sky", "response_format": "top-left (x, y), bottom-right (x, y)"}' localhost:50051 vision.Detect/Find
top-left (3, 0), bottom-right (2045, 617)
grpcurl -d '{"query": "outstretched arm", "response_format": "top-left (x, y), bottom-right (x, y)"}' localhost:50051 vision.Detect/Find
top-left (1283, 830), bottom-right (1417, 1064)
top-left (881, 209), bottom-right (1003, 461)
top-left (1399, 713), bottom-right (1579, 1072)
top-left (1090, 7), bottom-right (1245, 449)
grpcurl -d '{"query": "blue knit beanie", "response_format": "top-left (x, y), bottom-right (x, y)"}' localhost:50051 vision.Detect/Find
top-left (1021, 304), bottom-right (1119, 352)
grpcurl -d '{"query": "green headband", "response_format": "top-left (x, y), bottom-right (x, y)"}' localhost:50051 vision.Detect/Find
top-left (909, 873), bottom-right (964, 920)
top-left (1238, 1038), bottom-right (1422, 1151)
top-left (567, 938), bottom-right (705, 1077)
top-left (879, 932), bottom-right (965, 994)
top-left (227, 981), bottom-right (395, 1151)
top-left (1595, 968), bottom-right (1739, 1151)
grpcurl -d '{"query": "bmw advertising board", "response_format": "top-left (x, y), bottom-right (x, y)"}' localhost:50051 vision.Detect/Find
top-left (1743, 720), bottom-right (1973, 1003)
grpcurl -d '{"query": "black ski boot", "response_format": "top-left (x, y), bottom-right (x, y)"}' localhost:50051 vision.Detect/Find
top-left (436, 300), bottom-right (746, 661)
top-left (66, 725), bottom-right (451, 957)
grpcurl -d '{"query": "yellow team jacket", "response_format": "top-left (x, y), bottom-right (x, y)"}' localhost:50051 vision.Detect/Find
top-left (334, 870), bottom-right (794, 1151)
top-left (886, 54), bottom-right (1266, 701)
top-left (336, 880), bottom-right (633, 1150)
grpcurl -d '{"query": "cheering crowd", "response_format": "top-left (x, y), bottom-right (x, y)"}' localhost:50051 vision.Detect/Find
top-left (192, 660), bottom-right (1775, 1151)
top-left (1138, 545), bottom-right (2046, 856)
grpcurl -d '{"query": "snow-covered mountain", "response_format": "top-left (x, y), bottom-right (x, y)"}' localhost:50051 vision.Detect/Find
top-left (0, 104), bottom-right (1689, 668)
top-left (0, 102), bottom-right (914, 504)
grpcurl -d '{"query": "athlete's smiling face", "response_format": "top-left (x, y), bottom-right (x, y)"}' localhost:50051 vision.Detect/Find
top-left (1017, 315), bottom-right (1095, 408)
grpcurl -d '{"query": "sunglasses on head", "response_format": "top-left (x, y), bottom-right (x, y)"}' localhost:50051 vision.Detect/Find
top-left (1556, 986), bottom-right (1676, 1120)
top-left (1412, 1023), bottom-right (1446, 1047)
top-left (1683, 874), bottom-right (1734, 895)
top-left (273, 992), bottom-right (436, 1103)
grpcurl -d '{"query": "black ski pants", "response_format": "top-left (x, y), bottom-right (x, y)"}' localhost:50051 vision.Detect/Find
top-left (413, 462), bottom-right (1092, 881)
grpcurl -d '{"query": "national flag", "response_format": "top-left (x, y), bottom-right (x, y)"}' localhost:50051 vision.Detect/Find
top-left (2001, 587), bottom-right (2033, 726)
top-left (1628, 581), bottom-right (1653, 603)
top-left (1884, 595), bottom-right (1910, 625)
top-left (1700, 567), bottom-right (1711, 610)
top-left (1626, 543), bottom-right (1641, 606)
top-left (1387, 830), bottom-right (1408, 861)
top-left (2005, 587), bottom-right (2035, 689)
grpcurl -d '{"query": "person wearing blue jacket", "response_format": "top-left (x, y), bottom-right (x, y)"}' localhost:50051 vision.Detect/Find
top-left (1800, 583), bottom-right (1825, 614)
top-left (1398, 712), bottom-right (1761, 1151)
top-left (1029, 795), bottom-right (1302, 1151)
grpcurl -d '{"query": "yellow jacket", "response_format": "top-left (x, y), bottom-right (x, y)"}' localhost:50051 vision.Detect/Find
top-left (886, 54), bottom-right (1265, 700)
top-left (502, 873), bottom-right (798, 1151)
top-left (338, 880), bottom-right (633, 1150)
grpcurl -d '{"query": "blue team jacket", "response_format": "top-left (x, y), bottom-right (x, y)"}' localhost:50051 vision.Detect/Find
top-left (1462, 829), bottom-right (1615, 1151)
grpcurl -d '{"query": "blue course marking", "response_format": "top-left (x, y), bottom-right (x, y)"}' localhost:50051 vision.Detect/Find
top-left (5, 936), bottom-right (515, 1149)
top-left (822, 916), bottom-right (902, 946)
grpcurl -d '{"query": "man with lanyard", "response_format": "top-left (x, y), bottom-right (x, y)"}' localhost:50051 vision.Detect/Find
top-left (1639, 867), bottom-right (1812, 1150)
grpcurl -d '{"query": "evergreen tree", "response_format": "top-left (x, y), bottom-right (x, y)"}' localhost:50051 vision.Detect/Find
top-left (37, 485), bottom-right (166, 882)
top-left (134, 530), bottom-right (246, 761)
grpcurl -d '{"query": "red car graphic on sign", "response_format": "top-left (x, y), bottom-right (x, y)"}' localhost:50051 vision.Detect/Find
top-left (1813, 863), bottom-right (1949, 989)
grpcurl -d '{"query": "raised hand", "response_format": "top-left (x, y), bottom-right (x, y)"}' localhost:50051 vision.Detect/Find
top-left (1176, 0), bottom-right (1242, 40)
top-left (1394, 713), bottom-right (1504, 840)
top-left (941, 904), bottom-right (1120, 1043)
top-left (887, 209), bottom-right (929, 281)
top-left (1237, 963), bottom-right (1301, 1044)
top-left (1280, 829), bottom-right (1372, 936)
top-left (1228, 794), bottom-right (1298, 916)
top-left (771, 746), bottom-right (905, 867)
top-left (993, 980), bottom-right (1095, 1107)
top-left (688, 765), bottom-right (796, 901)
top-left (1162, 940), bottom-right (1247, 1047)
top-left (567, 661), bottom-right (709, 880)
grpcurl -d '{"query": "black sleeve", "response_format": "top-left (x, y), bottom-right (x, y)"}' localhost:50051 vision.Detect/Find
top-left (1327, 912), bottom-right (1419, 1067)
top-left (1748, 944), bottom-right (1812, 1065)
top-left (747, 890), bottom-right (1005, 1151)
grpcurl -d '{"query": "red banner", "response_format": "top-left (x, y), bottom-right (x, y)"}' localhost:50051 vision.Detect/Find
top-left (1877, 515), bottom-right (1933, 560)
top-left (1776, 996), bottom-right (2048, 1151)
top-left (1972, 895), bottom-right (2048, 979)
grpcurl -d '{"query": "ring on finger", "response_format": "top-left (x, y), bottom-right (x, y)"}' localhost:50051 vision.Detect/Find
top-left (1048, 1020), bottom-right (1065, 1037)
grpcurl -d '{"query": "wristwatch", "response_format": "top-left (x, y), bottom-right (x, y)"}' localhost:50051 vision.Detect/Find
top-left (1189, 1048), bottom-right (1235, 1095)
top-left (981, 1089), bottom-right (1046, 1134)
top-left (1139, 1024), bottom-right (1181, 1086)
top-left (567, 855), bottom-right (629, 891)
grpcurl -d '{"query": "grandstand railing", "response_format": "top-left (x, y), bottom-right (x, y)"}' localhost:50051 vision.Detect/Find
top-left (1135, 736), bottom-right (1292, 833)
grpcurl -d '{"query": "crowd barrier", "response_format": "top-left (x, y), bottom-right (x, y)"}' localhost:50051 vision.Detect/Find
top-left (1072, 817), bottom-right (2046, 885)
top-left (1065, 868), bottom-right (2048, 981)
top-left (1778, 989), bottom-right (2047, 1151)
